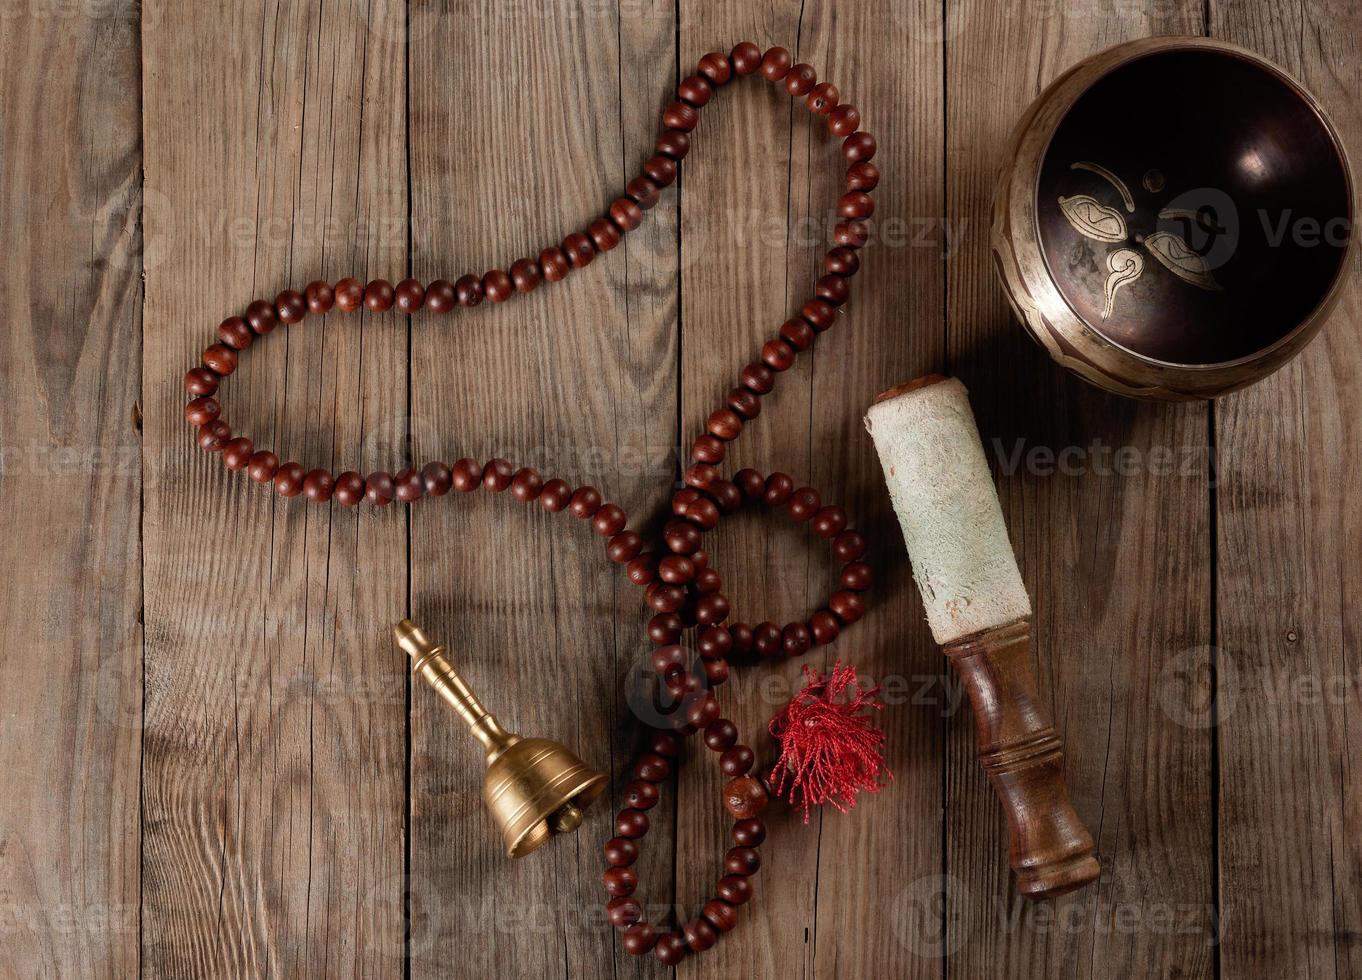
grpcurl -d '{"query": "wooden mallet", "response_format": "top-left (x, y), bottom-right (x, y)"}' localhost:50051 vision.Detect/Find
top-left (865, 375), bottom-right (1099, 897)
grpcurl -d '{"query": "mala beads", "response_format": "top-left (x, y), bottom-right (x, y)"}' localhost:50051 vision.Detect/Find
top-left (185, 41), bottom-right (877, 964)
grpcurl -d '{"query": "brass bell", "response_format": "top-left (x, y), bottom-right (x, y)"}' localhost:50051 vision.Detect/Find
top-left (393, 619), bottom-right (607, 858)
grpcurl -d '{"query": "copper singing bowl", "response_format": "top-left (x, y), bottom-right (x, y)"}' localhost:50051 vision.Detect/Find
top-left (993, 37), bottom-right (1355, 400)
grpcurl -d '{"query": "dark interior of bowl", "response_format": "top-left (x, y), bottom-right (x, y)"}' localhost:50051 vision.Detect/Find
top-left (1037, 48), bottom-right (1352, 365)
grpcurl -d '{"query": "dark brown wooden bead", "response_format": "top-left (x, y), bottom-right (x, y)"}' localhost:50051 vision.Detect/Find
top-left (708, 479), bottom-right (742, 515)
top-left (810, 609), bottom-right (841, 645)
top-left (605, 836), bottom-right (639, 867)
top-left (816, 273), bottom-right (851, 306)
top-left (202, 343), bottom-right (238, 376)
top-left (802, 297), bottom-right (838, 331)
top-left (334, 471), bottom-right (365, 507)
top-left (702, 655), bottom-right (730, 686)
top-left (847, 160), bottom-right (881, 192)
top-left (828, 103), bottom-right (861, 137)
top-left (706, 408), bottom-right (742, 441)
top-left (732, 818), bottom-right (766, 847)
top-left (694, 567), bottom-right (722, 595)
top-left (658, 555), bottom-right (695, 584)
top-left (538, 247), bottom-right (570, 282)
top-left (454, 274), bottom-right (484, 307)
top-left (609, 196), bottom-right (643, 232)
top-left (185, 367), bottom-right (219, 396)
top-left (302, 280), bottom-right (334, 315)
top-left (779, 317), bottom-right (816, 351)
top-left (782, 622), bottom-right (813, 657)
top-left (690, 435), bottom-right (725, 466)
top-left (626, 554), bottom-right (657, 586)
top-left (607, 531), bottom-right (643, 564)
top-left (451, 458), bottom-right (482, 492)
top-left (588, 217), bottom-right (622, 252)
top-left (642, 153), bottom-right (677, 187)
top-left (664, 521), bottom-right (701, 555)
top-left (607, 895), bottom-right (643, 928)
top-left (829, 589), bottom-right (865, 623)
top-left (694, 593), bottom-right (729, 626)
top-left (717, 874), bottom-right (753, 905)
top-left (222, 437), bottom-right (254, 471)
top-left (654, 933), bottom-right (688, 965)
top-left (649, 731), bottom-right (682, 757)
top-left (647, 582), bottom-right (686, 613)
top-left (622, 923), bottom-right (656, 955)
top-left (394, 468), bottom-right (424, 503)
top-left (303, 469), bottom-right (335, 503)
top-left (722, 776), bottom-right (768, 819)
top-left (733, 468), bottom-right (764, 501)
top-left (684, 497), bottom-right (720, 530)
top-left (704, 718), bottom-right (738, 752)
top-left (730, 41), bottom-right (762, 75)
top-left (833, 529), bottom-right (866, 561)
top-left (593, 503), bottom-right (627, 537)
top-left (246, 299), bottom-right (278, 334)
top-left (603, 866), bottom-right (638, 897)
top-left (784, 62), bottom-right (816, 96)
top-left (218, 316), bottom-right (254, 349)
top-left (812, 505), bottom-right (848, 538)
top-left (509, 259), bottom-right (540, 293)
top-left (702, 899), bottom-right (738, 933)
top-left (830, 221), bottom-right (868, 252)
top-left (185, 397), bottom-right (220, 426)
top-left (482, 269), bottom-right (513, 303)
top-left (648, 614), bottom-right (683, 646)
top-left (753, 621), bottom-right (782, 658)
top-left (562, 231), bottom-right (596, 268)
top-left (838, 191), bottom-right (875, 220)
top-left (728, 622), bottom-right (754, 654)
top-left (740, 361), bottom-right (775, 394)
top-left (841, 560), bottom-right (874, 592)
top-left (509, 466), bottom-right (543, 502)
top-left (725, 846), bottom-right (762, 876)
top-left (686, 693), bottom-right (721, 728)
top-left (425, 279), bottom-right (456, 313)
top-left (677, 73), bottom-right (713, 106)
top-left (842, 130), bottom-right (877, 162)
top-left (365, 471), bottom-right (395, 506)
top-left (697, 51), bottom-right (733, 85)
top-left (625, 175), bottom-right (660, 211)
top-left (623, 779), bottom-right (659, 811)
top-left (273, 462), bottom-right (305, 497)
top-left (825, 246), bottom-right (861, 276)
top-left (247, 450), bottom-right (278, 483)
top-left (334, 278), bottom-right (365, 312)
top-left (568, 485), bottom-right (602, 518)
top-left (662, 101), bottom-right (698, 132)
top-left (760, 46), bottom-right (792, 81)
top-left (682, 467), bottom-right (717, 494)
top-left (761, 339), bottom-right (795, 372)
top-left (684, 917), bottom-right (718, 952)
top-left (364, 279), bottom-right (395, 313)
top-left (395, 278), bottom-right (426, 312)
top-left (539, 478), bottom-right (571, 511)
top-left (421, 461), bottom-right (452, 496)
top-left (615, 809), bottom-right (649, 839)
top-left (635, 752), bottom-right (671, 782)
top-left (482, 459), bottom-right (513, 492)
top-left (763, 472), bottom-right (795, 506)
top-left (726, 387), bottom-right (762, 420)
top-left (697, 624), bottom-right (732, 659)
top-left (807, 81), bottom-right (839, 115)
top-left (720, 745), bottom-right (754, 776)
top-left (788, 487), bottom-right (822, 521)
top-left (655, 129), bottom-right (690, 160)
top-left (275, 289), bottom-right (307, 324)
top-left (197, 420), bottom-right (231, 452)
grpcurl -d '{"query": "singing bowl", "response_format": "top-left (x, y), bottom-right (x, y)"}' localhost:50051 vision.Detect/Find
top-left (992, 37), bottom-right (1355, 400)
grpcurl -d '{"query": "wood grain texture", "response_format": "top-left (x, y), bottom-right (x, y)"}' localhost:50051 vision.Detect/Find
top-left (1212, 3), bottom-right (1362, 977)
top-left (0, 2), bottom-right (143, 977)
top-left (945, 2), bottom-right (1216, 977)
top-left (141, 2), bottom-right (407, 975)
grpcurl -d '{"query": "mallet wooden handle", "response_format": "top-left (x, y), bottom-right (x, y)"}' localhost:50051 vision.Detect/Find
top-left (944, 619), bottom-right (1098, 896)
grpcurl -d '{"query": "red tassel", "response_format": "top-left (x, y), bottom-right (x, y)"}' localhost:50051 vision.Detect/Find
top-left (767, 661), bottom-right (891, 822)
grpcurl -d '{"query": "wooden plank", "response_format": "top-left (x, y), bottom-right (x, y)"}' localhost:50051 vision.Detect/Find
top-left (945, 4), bottom-right (1216, 978)
top-left (0, 2), bottom-right (143, 977)
top-left (407, 1), bottom-right (675, 975)
top-left (1211, 4), bottom-right (1362, 977)
top-left (141, 2), bottom-right (408, 975)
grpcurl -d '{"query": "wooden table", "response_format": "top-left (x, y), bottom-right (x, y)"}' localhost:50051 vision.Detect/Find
top-left (3, 1), bottom-right (1358, 977)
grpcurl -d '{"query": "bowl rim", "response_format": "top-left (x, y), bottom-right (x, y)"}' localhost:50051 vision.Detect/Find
top-left (1032, 36), bottom-right (1356, 374)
